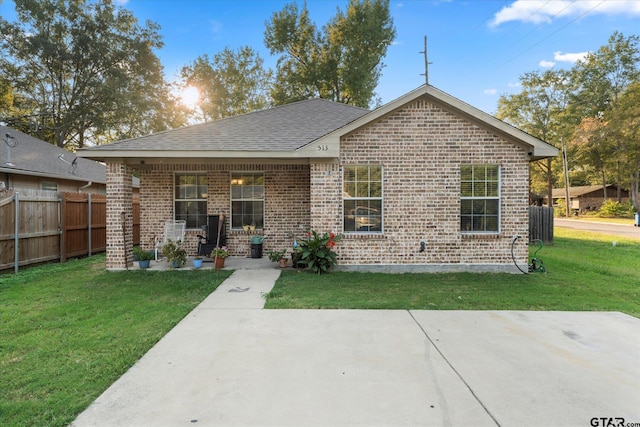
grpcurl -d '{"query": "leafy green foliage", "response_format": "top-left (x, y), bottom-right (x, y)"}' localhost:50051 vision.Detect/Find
top-left (296, 230), bottom-right (342, 274)
top-left (596, 199), bottom-right (636, 217)
top-left (264, 0), bottom-right (396, 108)
top-left (497, 32), bottom-right (640, 212)
top-left (180, 46), bottom-right (272, 122)
top-left (0, 255), bottom-right (232, 426)
top-left (0, 0), bottom-right (181, 148)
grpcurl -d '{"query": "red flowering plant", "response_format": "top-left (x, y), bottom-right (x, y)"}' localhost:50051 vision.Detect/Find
top-left (296, 230), bottom-right (342, 274)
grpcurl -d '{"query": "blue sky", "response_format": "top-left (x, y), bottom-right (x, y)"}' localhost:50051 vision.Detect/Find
top-left (2, 0), bottom-right (640, 114)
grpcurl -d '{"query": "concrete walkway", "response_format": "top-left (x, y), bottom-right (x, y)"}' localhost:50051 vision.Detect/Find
top-left (72, 269), bottom-right (640, 427)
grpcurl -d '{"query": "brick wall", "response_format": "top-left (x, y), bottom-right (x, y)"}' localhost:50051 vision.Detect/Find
top-left (131, 96), bottom-right (530, 271)
top-left (139, 164), bottom-right (310, 257)
top-left (105, 161), bottom-right (133, 270)
top-left (324, 96), bottom-right (530, 269)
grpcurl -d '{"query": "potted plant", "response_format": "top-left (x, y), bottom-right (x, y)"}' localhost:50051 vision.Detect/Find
top-left (192, 256), bottom-right (203, 269)
top-left (267, 248), bottom-right (288, 268)
top-left (162, 239), bottom-right (186, 268)
top-left (133, 246), bottom-right (154, 269)
top-left (209, 246), bottom-right (229, 269)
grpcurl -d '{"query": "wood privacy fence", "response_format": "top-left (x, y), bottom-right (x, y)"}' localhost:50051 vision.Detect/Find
top-left (0, 189), bottom-right (139, 273)
top-left (529, 206), bottom-right (554, 244)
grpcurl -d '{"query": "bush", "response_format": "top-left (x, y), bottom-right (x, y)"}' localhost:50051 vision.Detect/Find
top-left (296, 230), bottom-right (342, 274)
top-left (597, 199), bottom-right (635, 218)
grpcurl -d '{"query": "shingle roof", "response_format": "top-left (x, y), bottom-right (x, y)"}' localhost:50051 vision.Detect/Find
top-left (85, 98), bottom-right (370, 152)
top-left (0, 125), bottom-right (107, 183)
top-left (551, 185), bottom-right (615, 198)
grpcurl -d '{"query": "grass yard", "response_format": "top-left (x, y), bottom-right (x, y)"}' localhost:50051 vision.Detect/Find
top-left (0, 256), bottom-right (231, 427)
top-left (265, 228), bottom-right (640, 317)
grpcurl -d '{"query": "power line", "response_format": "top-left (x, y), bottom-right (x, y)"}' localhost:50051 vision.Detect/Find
top-left (503, 0), bottom-right (606, 66)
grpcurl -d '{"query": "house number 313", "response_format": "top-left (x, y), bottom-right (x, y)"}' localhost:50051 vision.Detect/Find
top-left (317, 144), bottom-right (329, 151)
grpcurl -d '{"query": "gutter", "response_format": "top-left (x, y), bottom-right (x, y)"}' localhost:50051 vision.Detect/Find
top-left (78, 181), bottom-right (92, 192)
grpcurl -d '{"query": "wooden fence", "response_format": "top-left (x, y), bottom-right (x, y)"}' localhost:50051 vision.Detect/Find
top-left (529, 206), bottom-right (554, 244)
top-left (0, 189), bottom-right (139, 273)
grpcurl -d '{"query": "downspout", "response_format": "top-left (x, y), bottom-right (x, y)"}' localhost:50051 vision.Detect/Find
top-left (78, 181), bottom-right (92, 192)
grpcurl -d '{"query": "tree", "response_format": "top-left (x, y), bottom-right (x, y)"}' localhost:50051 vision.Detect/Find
top-left (264, 0), bottom-right (396, 108)
top-left (496, 69), bottom-right (574, 208)
top-left (571, 32), bottom-right (640, 202)
top-left (0, 0), bottom-right (179, 149)
top-left (180, 46), bottom-right (272, 122)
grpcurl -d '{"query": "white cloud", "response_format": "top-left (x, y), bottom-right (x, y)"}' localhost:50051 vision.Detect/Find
top-left (483, 88), bottom-right (498, 95)
top-left (508, 82), bottom-right (521, 88)
top-left (539, 60), bottom-right (556, 68)
top-left (490, 0), bottom-right (640, 27)
top-left (113, 0), bottom-right (129, 5)
top-left (554, 51), bottom-right (590, 63)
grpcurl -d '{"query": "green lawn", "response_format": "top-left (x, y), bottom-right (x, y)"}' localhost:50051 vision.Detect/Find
top-left (265, 228), bottom-right (640, 317)
top-left (0, 257), bottom-right (231, 427)
top-left (1, 229), bottom-right (638, 426)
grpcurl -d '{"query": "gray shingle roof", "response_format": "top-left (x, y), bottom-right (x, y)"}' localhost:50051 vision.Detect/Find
top-left (1, 125), bottom-right (107, 183)
top-left (86, 98), bottom-right (370, 152)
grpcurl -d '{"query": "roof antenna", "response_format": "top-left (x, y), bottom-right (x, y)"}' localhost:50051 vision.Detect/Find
top-left (2, 132), bottom-right (17, 166)
top-left (58, 154), bottom-right (78, 174)
top-left (419, 35), bottom-right (433, 85)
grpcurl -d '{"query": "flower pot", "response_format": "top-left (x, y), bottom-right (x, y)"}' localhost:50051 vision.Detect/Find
top-left (214, 257), bottom-right (225, 269)
top-left (279, 258), bottom-right (288, 268)
top-left (193, 259), bottom-right (203, 269)
top-left (138, 259), bottom-right (151, 269)
top-left (172, 260), bottom-right (183, 269)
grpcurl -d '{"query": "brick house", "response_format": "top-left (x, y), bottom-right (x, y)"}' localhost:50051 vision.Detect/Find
top-left (551, 185), bottom-right (630, 214)
top-left (78, 85), bottom-right (558, 273)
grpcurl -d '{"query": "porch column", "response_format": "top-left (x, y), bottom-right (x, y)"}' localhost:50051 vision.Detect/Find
top-left (106, 161), bottom-right (133, 270)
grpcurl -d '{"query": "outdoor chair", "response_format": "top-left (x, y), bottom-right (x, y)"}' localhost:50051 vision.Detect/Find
top-left (196, 214), bottom-right (227, 257)
top-left (155, 220), bottom-right (186, 261)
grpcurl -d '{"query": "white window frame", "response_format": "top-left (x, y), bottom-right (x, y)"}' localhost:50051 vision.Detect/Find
top-left (174, 172), bottom-right (208, 229)
top-left (342, 165), bottom-right (383, 234)
top-left (460, 164), bottom-right (501, 233)
top-left (230, 171), bottom-right (265, 230)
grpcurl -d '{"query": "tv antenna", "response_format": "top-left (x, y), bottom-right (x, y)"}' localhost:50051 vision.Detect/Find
top-left (419, 35), bottom-right (433, 85)
top-left (2, 132), bottom-right (18, 166)
top-left (58, 154), bottom-right (78, 174)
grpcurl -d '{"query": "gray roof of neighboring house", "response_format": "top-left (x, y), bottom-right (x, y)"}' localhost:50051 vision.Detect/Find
top-left (84, 98), bottom-right (370, 152)
top-left (551, 185), bottom-right (620, 198)
top-left (1, 125), bottom-right (107, 184)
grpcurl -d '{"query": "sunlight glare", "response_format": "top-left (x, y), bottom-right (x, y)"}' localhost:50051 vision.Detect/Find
top-left (180, 86), bottom-right (200, 109)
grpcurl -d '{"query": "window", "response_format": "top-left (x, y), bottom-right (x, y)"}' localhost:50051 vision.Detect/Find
top-left (460, 164), bottom-right (500, 233)
top-left (41, 181), bottom-right (57, 191)
top-left (231, 172), bottom-right (264, 229)
top-left (343, 165), bottom-right (383, 233)
top-left (174, 173), bottom-right (207, 229)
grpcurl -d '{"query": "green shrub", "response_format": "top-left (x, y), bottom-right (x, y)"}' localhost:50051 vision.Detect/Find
top-left (296, 230), bottom-right (342, 274)
top-left (597, 199), bottom-right (635, 218)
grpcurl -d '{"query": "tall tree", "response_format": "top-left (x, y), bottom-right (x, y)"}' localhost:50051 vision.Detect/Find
top-left (571, 32), bottom-right (640, 201)
top-left (264, 0), bottom-right (395, 108)
top-left (496, 69), bottom-right (574, 207)
top-left (0, 0), bottom-right (179, 149)
top-left (180, 46), bottom-right (272, 122)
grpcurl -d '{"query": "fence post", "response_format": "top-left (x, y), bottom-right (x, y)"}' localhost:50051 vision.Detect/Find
top-left (14, 191), bottom-right (19, 274)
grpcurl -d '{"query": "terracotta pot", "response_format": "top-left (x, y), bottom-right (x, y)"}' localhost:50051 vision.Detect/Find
top-left (214, 257), bottom-right (225, 269)
top-left (279, 258), bottom-right (287, 268)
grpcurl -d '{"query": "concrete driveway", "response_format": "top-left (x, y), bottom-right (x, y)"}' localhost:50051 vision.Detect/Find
top-left (72, 271), bottom-right (640, 427)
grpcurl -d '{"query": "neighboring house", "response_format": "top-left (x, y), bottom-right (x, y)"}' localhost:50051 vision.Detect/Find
top-left (552, 185), bottom-right (630, 213)
top-left (78, 85), bottom-right (558, 273)
top-left (0, 125), bottom-right (139, 195)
